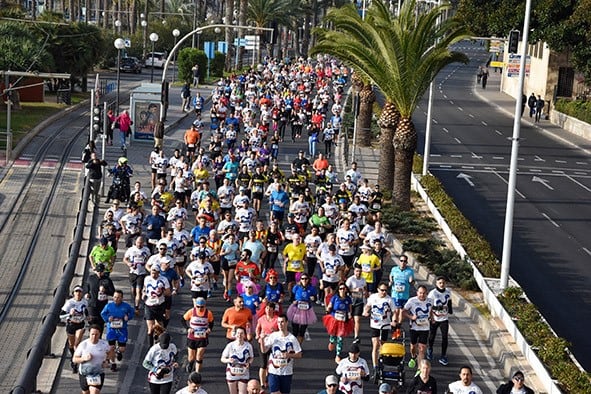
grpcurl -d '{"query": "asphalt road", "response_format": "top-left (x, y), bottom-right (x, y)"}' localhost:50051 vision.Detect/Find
top-left (413, 41), bottom-right (591, 371)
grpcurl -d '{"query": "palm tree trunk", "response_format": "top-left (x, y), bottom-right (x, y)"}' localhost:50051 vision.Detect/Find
top-left (237, 0), bottom-right (247, 68)
top-left (377, 101), bottom-right (399, 192)
top-left (357, 84), bottom-right (375, 147)
top-left (224, 0), bottom-right (234, 71)
top-left (393, 116), bottom-right (417, 211)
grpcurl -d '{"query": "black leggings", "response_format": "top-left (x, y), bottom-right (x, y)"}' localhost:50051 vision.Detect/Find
top-left (291, 323), bottom-right (307, 338)
top-left (428, 320), bottom-right (449, 356)
top-left (149, 381), bottom-right (173, 394)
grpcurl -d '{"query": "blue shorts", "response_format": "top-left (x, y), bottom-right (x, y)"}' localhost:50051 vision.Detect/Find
top-left (106, 329), bottom-right (128, 344)
top-left (393, 298), bottom-right (408, 308)
top-left (268, 373), bottom-right (293, 394)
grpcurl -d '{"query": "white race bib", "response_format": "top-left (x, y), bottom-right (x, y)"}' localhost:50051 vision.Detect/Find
top-left (111, 319), bottom-right (123, 329)
top-left (334, 311), bottom-right (346, 321)
top-left (86, 374), bottom-right (102, 386)
top-left (230, 365), bottom-right (246, 375)
top-left (297, 301), bottom-right (310, 310)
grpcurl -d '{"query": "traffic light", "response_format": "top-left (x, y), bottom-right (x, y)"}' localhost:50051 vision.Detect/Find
top-left (92, 105), bottom-right (103, 135)
top-left (508, 30), bottom-right (520, 54)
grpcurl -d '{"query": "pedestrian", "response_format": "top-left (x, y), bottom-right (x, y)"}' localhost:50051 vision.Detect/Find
top-left (378, 382), bottom-right (395, 394)
top-left (114, 109), bottom-right (132, 151)
top-left (181, 83), bottom-right (191, 112)
top-left (259, 314), bottom-right (303, 394)
top-left (521, 93), bottom-right (527, 117)
top-left (73, 324), bottom-right (110, 394)
top-left (106, 109), bottom-right (115, 145)
top-left (427, 276), bottom-right (452, 366)
top-left (447, 365), bottom-right (483, 394)
top-left (143, 332), bottom-right (179, 394)
top-left (316, 375), bottom-right (345, 394)
top-left (335, 343), bottom-right (370, 394)
top-left (61, 285), bottom-right (88, 373)
top-left (323, 283), bottom-right (354, 356)
top-left (527, 93), bottom-right (536, 118)
top-left (175, 372), bottom-right (208, 394)
top-left (402, 285), bottom-right (433, 369)
top-left (100, 289), bottom-right (135, 372)
top-left (496, 370), bottom-right (535, 394)
top-left (481, 66), bottom-right (489, 89)
top-left (476, 66), bottom-right (483, 84)
top-left (246, 379), bottom-right (263, 394)
top-left (406, 359), bottom-right (437, 393)
top-left (192, 64), bottom-right (200, 87)
top-left (535, 95), bottom-right (545, 122)
top-left (221, 326), bottom-right (254, 394)
top-left (85, 262), bottom-right (115, 326)
top-left (85, 152), bottom-right (108, 204)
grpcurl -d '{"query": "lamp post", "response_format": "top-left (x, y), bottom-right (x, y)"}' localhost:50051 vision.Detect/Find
top-left (149, 32), bottom-right (159, 83)
top-left (141, 19), bottom-right (148, 60)
top-left (114, 37), bottom-right (125, 115)
top-left (172, 29), bottom-right (180, 83)
top-left (196, 30), bottom-right (202, 50)
top-left (114, 19), bottom-right (121, 33)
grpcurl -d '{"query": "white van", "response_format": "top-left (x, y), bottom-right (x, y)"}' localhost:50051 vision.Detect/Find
top-left (145, 52), bottom-right (167, 68)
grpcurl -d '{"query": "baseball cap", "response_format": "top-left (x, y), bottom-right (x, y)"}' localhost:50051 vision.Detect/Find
top-left (73, 285), bottom-right (84, 292)
top-left (325, 375), bottom-right (339, 386)
top-left (195, 297), bottom-right (206, 306)
top-left (379, 382), bottom-right (392, 393)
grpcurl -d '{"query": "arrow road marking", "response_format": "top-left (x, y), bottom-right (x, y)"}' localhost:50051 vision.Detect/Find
top-left (471, 152), bottom-right (483, 159)
top-left (534, 155), bottom-right (545, 162)
top-left (532, 176), bottom-right (554, 190)
top-left (457, 172), bottom-right (475, 187)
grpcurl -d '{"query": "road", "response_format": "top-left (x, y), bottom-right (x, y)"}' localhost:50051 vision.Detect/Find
top-left (413, 40), bottom-right (591, 371)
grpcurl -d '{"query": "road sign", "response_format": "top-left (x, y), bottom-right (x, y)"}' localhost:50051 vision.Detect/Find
top-left (506, 54), bottom-right (530, 78)
top-left (124, 39), bottom-right (131, 48)
top-left (233, 38), bottom-right (246, 47)
top-left (244, 35), bottom-right (260, 50)
top-left (204, 41), bottom-right (215, 59)
top-left (489, 39), bottom-right (503, 53)
top-left (217, 41), bottom-right (228, 54)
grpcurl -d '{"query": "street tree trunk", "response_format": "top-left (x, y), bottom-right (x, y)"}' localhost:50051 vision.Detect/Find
top-left (393, 116), bottom-right (417, 211)
top-left (357, 83), bottom-right (375, 147)
top-left (377, 101), bottom-right (399, 192)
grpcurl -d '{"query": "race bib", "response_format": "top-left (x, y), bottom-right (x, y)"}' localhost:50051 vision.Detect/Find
top-left (193, 327), bottom-right (207, 338)
top-left (86, 374), bottom-right (102, 386)
top-left (346, 370), bottom-right (361, 380)
top-left (372, 203), bottom-right (381, 209)
top-left (274, 358), bottom-right (289, 367)
top-left (267, 245), bottom-right (277, 253)
top-left (230, 365), bottom-right (246, 375)
top-left (297, 301), bottom-right (310, 310)
top-left (175, 256), bottom-right (185, 263)
top-left (291, 260), bottom-right (301, 269)
top-left (394, 283), bottom-right (405, 293)
top-left (362, 264), bottom-right (371, 273)
top-left (188, 144), bottom-right (195, 148)
top-left (111, 319), bottom-right (123, 329)
top-left (98, 293), bottom-right (107, 301)
top-left (70, 314), bottom-right (84, 324)
top-left (416, 317), bottom-right (429, 326)
top-left (334, 311), bottom-right (346, 321)
top-left (192, 277), bottom-right (203, 286)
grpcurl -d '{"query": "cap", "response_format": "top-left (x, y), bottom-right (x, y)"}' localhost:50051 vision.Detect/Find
top-left (159, 332), bottom-right (171, 349)
top-left (73, 285), bottom-right (84, 292)
top-left (150, 265), bottom-right (160, 272)
top-left (95, 263), bottom-right (105, 272)
top-left (239, 186), bottom-right (246, 191)
top-left (99, 237), bottom-right (109, 245)
top-left (379, 382), bottom-right (392, 393)
top-left (360, 244), bottom-right (372, 250)
top-left (195, 297), bottom-right (206, 306)
top-left (325, 375), bottom-right (339, 386)
top-left (349, 343), bottom-right (360, 353)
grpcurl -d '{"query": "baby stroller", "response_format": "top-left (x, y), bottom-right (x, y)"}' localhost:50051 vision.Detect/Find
top-left (375, 327), bottom-right (406, 387)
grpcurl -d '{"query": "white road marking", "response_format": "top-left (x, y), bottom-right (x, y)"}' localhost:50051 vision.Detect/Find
top-left (574, 171), bottom-right (587, 175)
top-left (583, 247), bottom-right (591, 257)
top-left (494, 130), bottom-right (502, 136)
top-left (454, 137), bottom-right (462, 144)
top-left (462, 166), bottom-right (475, 169)
top-left (469, 114), bottom-right (475, 118)
top-left (451, 154), bottom-right (462, 158)
top-left (433, 119), bottom-right (438, 124)
top-left (492, 156), bottom-right (504, 160)
top-left (552, 170), bottom-right (564, 174)
top-left (555, 160), bottom-right (567, 164)
top-left (458, 106), bottom-right (463, 111)
top-left (430, 154), bottom-right (441, 157)
top-left (532, 176), bottom-right (554, 190)
top-left (493, 171), bottom-right (526, 199)
top-left (542, 213), bottom-right (560, 227)
top-left (530, 169), bottom-right (541, 172)
top-left (576, 162), bottom-right (587, 165)
top-left (534, 155), bottom-right (545, 162)
top-left (457, 172), bottom-right (475, 186)
top-left (566, 175), bottom-right (591, 192)
top-left (442, 127), bottom-right (449, 133)
top-left (449, 100), bottom-right (453, 104)
top-left (439, 165), bottom-right (452, 168)
top-left (471, 152), bottom-right (483, 159)
top-left (481, 121), bottom-right (488, 126)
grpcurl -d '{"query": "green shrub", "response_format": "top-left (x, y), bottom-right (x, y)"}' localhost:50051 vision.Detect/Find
top-left (382, 205), bottom-right (438, 235)
top-left (177, 48), bottom-right (207, 84)
top-left (555, 98), bottom-right (591, 124)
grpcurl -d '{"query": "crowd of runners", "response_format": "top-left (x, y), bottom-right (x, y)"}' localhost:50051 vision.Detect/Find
top-left (62, 55), bottom-right (536, 394)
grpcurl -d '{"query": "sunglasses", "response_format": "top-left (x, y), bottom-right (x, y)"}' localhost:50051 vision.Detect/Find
top-left (339, 287), bottom-right (346, 290)
top-left (159, 247), bottom-right (167, 250)
top-left (269, 276), bottom-right (277, 279)
top-left (327, 384), bottom-right (337, 388)
top-left (378, 288), bottom-right (387, 292)
top-left (513, 377), bottom-right (524, 382)
top-left (301, 277), bottom-right (309, 280)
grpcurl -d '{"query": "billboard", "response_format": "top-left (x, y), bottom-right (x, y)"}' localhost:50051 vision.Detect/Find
top-left (132, 100), bottom-right (160, 141)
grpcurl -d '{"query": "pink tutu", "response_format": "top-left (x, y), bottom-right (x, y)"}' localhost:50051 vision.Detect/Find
top-left (287, 302), bottom-right (317, 325)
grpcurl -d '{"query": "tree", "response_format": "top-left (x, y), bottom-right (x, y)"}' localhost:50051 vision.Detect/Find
top-left (313, 0), bottom-right (469, 210)
top-left (0, 22), bottom-right (54, 72)
top-left (351, 72), bottom-right (375, 147)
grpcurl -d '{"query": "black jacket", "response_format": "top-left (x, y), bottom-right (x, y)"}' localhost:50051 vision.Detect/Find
top-left (496, 381), bottom-right (534, 394)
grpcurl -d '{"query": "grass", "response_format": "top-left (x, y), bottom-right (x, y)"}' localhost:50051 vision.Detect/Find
top-left (0, 92), bottom-right (88, 149)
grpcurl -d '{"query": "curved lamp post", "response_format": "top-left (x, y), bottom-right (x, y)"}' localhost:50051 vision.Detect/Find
top-left (172, 29), bottom-right (180, 82)
top-left (114, 37), bottom-right (126, 114)
top-left (149, 32), bottom-right (159, 82)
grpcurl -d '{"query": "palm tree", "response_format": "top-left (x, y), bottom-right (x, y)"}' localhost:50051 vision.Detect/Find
top-left (313, 0), bottom-right (469, 210)
top-left (351, 72), bottom-right (375, 147)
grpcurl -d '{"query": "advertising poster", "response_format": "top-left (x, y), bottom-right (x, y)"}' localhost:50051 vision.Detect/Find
top-left (133, 100), bottom-right (159, 141)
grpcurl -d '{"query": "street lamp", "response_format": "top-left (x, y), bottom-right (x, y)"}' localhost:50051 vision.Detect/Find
top-left (149, 32), bottom-right (159, 83)
top-left (141, 19), bottom-right (148, 59)
top-left (172, 29), bottom-right (180, 82)
top-left (114, 19), bottom-right (121, 33)
top-left (196, 30), bottom-right (202, 50)
top-left (114, 37), bottom-right (126, 115)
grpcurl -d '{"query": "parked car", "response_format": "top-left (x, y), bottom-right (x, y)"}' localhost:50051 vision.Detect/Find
top-left (120, 57), bottom-right (142, 73)
top-left (144, 52), bottom-right (167, 68)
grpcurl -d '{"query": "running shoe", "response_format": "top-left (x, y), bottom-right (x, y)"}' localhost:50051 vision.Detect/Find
top-left (426, 347), bottom-right (433, 361)
top-left (111, 363), bottom-right (118, 372)
top-left (304, 331), bottom-right (311, 341)
top-left (116, 349), bottom-right (123, 361)
top-left (438, 356), bottom-right (449, 366)
top-left (353, 337), bottom-right (360, 344)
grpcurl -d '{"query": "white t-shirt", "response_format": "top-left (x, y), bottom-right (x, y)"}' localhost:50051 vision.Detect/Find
top-left (144, 343), bottom-right (178, 384)
top-left (366, 293), bottom-right (395, 329)
top-left (74, 338), bottom-right (109, 375)
top-left (264, 331), bottom-right (302, 376)
top-left (335, 357), bottom-right (370, 394)
top-left (404, 296), bottom-right (433, 331)
top-left (143, 275), bottom-right (171, 306)
top-left (447, 381), bottom-right (483, 394)
top-left (345, 276), bottom-right (367, 304)
top-left (221, 340), bottom-right (254, 381)
top-left (428, 287), bottom-right (452, 322)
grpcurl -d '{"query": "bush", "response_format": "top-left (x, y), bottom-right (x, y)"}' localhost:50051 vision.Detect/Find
top-left (555, 98), bottom-right (591, 124)
top-left (382, 205), bottom-right (438, 235)
top-left (177, 48), bottom-right (207, 84)
top-left (210, 52), bottom-right (226, 79)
